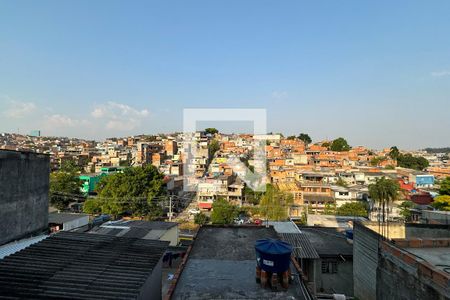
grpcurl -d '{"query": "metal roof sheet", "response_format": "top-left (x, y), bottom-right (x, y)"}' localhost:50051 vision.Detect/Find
top-left (0, 231), bottom-right (168, 299)
top-left (0, 235), bottom-right (48, 260)
top-left (280, 233), bottom-right (320, 259)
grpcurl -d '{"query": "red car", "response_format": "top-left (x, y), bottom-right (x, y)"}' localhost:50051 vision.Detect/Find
top-left (254, 219), bottom-right (262, 226)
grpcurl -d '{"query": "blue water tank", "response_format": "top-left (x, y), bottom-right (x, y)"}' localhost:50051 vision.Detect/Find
top-left (345, 229), bottom-right (353, 240)
top-left (255, 239), bottom-right (292, 273)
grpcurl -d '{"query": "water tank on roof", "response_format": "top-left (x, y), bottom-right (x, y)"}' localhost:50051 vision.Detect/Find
top-left (255, 239), bottom-right (292, 273)
top-left (345, 229), bottom-right (353, 240)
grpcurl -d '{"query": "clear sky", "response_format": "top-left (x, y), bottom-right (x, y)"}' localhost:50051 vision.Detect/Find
top-left (1, 0), bottom-right (449, 149)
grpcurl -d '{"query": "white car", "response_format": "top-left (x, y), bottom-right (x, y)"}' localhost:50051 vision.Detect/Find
top-left (234, 218), bottom-right (244, 225)
top-left (188, 209), bottom-right (200, 215)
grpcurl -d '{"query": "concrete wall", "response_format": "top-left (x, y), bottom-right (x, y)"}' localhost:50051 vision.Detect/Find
top-left (363, 222), bottom-right (406, 239)
top-left (377, 241), bottom-right (449, 300)
top-left (0, 150), bottom-right (49, 245)
top-left (406, 224), bottom-right (450, 238)
top-left (139, 257), bottom-right (163, 300)
top-left (353, 222), bottom-right (379, 300)
top-left (63, 216), bottom-right (90, 231)
top-left (314, 259), bottom-right (354, 296)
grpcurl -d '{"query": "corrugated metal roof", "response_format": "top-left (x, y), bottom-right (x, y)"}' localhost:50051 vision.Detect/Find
top-left (280, 233), bottom-right (320, 259)
top-left (299, 227), bottom-right (353, 257)
top-left (0, 231), bottom-right (168, 299)
top-left (0, 235), bottom-right (48, 260)
top-left (268, 221), bottom-right (300, 234)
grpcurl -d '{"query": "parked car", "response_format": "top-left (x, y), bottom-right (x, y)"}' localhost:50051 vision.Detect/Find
top-left (254, 219), bottom-right (262, 226)
top-left (234, 218), bottom-right (244, 225)
top-left (188, 208), bottom-right (200, 215)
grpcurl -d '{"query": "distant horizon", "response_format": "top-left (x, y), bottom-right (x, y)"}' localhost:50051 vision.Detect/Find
top-left (1, 1), bottom-right (450, 149)
top-left (3, 130), bottom-right (450, 152)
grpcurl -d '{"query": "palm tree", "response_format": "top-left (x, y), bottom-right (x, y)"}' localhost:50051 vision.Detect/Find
top-left (369, 177), bottom-right (399, 238)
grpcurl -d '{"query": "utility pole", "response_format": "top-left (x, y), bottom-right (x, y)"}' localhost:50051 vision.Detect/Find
top-left (169, 195), bottom-right (173, 222)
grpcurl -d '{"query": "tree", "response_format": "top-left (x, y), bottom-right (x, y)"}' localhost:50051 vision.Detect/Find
top-left (389, 146), bottom-right (400, 160)
top-left (336, 202), bottom-right (368, 217)
top-left (396, 154), bottom-right (429, 170)
top-left (431, 195), bottom-right (450, 211)
top-left (322, 141), bottom-right (331, 149)
top-left (324, 202), bottom-right (337, 215)
top-left (194, 212), bottom-right (209, 225)
top-left (49, 166), bottom-right (83, 211)
top-left (244, 186), bottom-right (262, 205)
top-left (370, 156), bottom-right (387, 167)
top-left (330, 137), bottom-right (351, 152)
top-left (83, 198), bottom-right (102, 215)
top-left (205, 128), bottom-right (218, 135)
top-left (208, 139), bottom-right (220, 159)
top-left (94, 165), bottom-right (165, 218)
top-left (211, 198), bottom-right (238, 224)
top-left (439, 177), bottom-right (450, 196)
top-left (369, 177), bottom-right (399, 235)
top-left (259, 184), bottom-right (293, 221)
top-left (398, 201), bottom-right (414, 220)
top-left (336, 177), bottom-right (348, 187)
top-left (298, 133), bottom-right (312, 145)
top-left (60, 160), bottom-right (82, 172)
top-left (287, 135), bottom-right (296, 140)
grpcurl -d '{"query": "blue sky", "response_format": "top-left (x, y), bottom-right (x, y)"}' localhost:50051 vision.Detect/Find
top-left (1, 0), bottom-right (450, 149)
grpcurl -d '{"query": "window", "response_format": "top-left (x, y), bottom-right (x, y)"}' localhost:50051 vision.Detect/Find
top-left (321, 260), bottom-right (338, 274)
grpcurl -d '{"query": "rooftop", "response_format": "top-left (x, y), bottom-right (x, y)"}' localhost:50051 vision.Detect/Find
top-left (267, 221), bottom-right (301, 234)
top-left (280, 233), bottom-right (320, 259)
top-left (89, 220), bottom-right (177, 239)
top-left (406, 247), bottom-right (450, 274)
top-left (171, 226), bottom-right (310, 299)
top-left (0, 231), bottom-right (168, 299)
top-left (0, 235), bottom-right (48, 260)
top-left (299, 227), bottom-right (353, 257)
top-left (48, 212), bottom-right (89, 224)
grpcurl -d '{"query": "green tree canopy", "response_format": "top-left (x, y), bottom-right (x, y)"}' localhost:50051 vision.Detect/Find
top-left (259, 184), bottom-right (293, 221)
top-left (194, 212), bottom-right (210, 225)
top-left (389, 146), bottom-right (400, 160)
top-left (398, 201), bottom-right (414, 220)
top-left (83, 198), bottom-right (102, 215)
top-left (336, 177), bottom-right (348, 187)
top-left (324, 202), bottom-right (337, 215)
top-left (205, 128), bottom-right (219, 135)
top-left (336, 202), bottom-right (368, 217)
top-left (396, 154), bottom-right (429, 170)
top-left (330, 137), bottom-right (351, 152)
top-left (91, 165), bottom-right (165, 218)
top-left (439, 177), bottom-right (450, 196)
top-left (211, 198), bottom-right (238, 224)
top-left (431, 195), bottom-right (450, 211)
top-left (208, 139), bottom-right (220, 159)
top-left (60, 160), bottom-right (82, 172)
top-left (370, 156), bottom-right (387, 167)
top-left (298, 133), bottom-right (312, 145)
top-left (49, 165), bottom-right (83, 211)
top-left (244, 186), bottom-right (265, 205)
